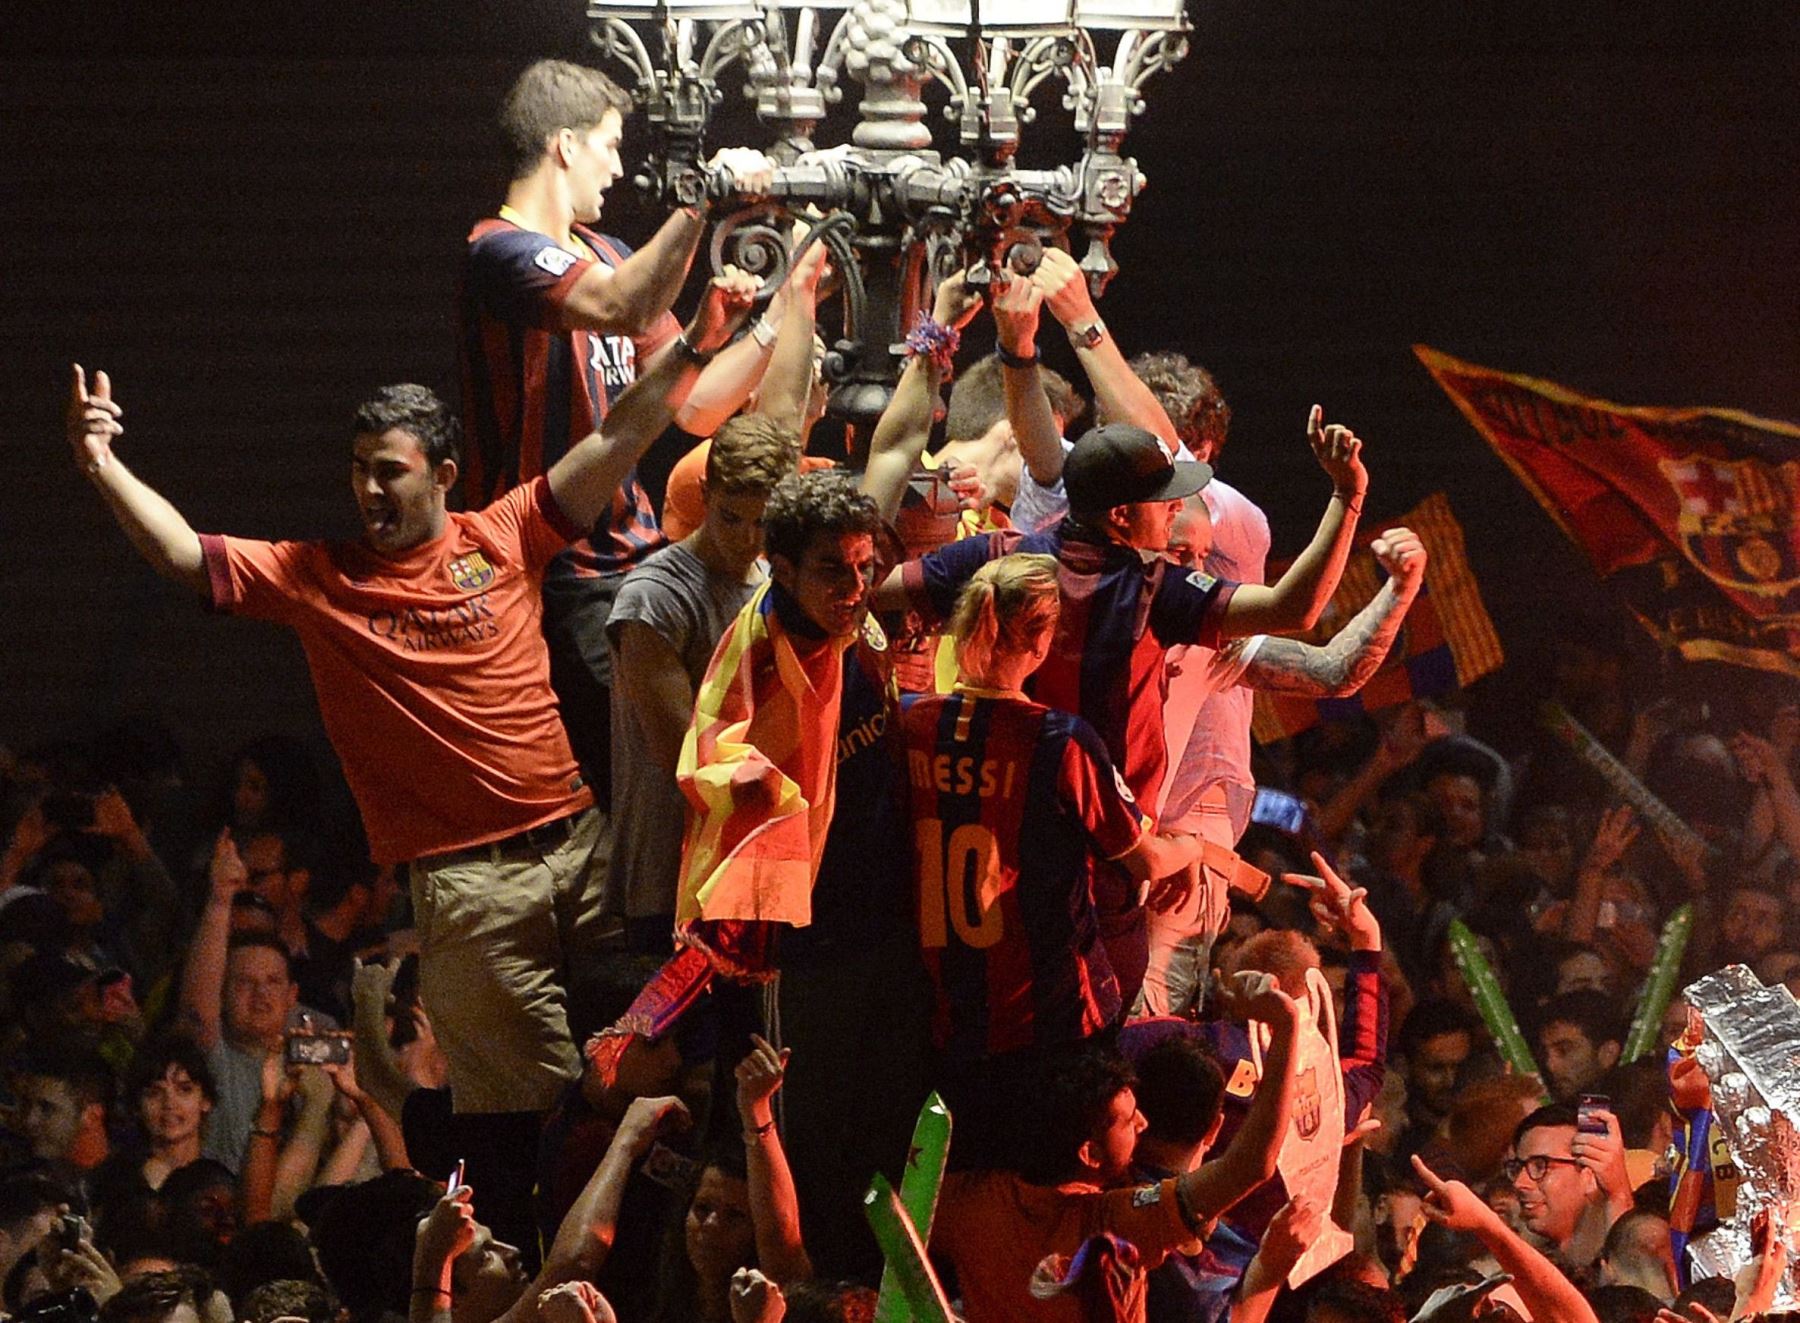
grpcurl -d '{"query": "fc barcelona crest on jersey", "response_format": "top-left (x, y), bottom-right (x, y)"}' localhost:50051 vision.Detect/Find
top-left (1293, 1065), bottom-right (1322, 1140)
top-left (447, 552), bottom-right (496, 592)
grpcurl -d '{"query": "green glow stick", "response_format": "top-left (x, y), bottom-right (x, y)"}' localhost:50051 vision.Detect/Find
top-left (1447, 919), bottom-right (1539, 1078)
top-left (1622, 903), bottom-right (1694, 1063)
top-left (864, 1175), bottom-right (954, 1323)
top-left (876, 1093), bottom-right (952, 1323)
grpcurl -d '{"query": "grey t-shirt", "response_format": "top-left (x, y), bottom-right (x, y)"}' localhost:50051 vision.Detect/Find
top-left (201, 1005), bottom-right (338, 1170)
top-left (606, 540), bottom-right (762, 920)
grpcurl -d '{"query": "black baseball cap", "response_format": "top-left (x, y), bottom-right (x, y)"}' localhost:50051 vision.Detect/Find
top-left (1062, 422), bottom-right (1212, 514)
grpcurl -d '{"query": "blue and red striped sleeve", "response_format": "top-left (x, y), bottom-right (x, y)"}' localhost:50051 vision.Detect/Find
top-left (1056, 717), bottom-right (1148, 861)
top-left (900, 530), bottom-right (1018, 624)
top-left (1148, 563), bottom-right (1238, 649)
top-left (1339, 948), bottom-right (1388, 1125)
top-left (467, 222), bottom-right (597, 330)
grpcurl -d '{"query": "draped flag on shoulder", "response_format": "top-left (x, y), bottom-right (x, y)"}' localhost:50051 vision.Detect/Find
top-left (674, 578), bottom-right (848, 972)
top-left (1417, 344), bottom-right (1800, 678)
top-left (1251, 492), bottom-right (1503, 743)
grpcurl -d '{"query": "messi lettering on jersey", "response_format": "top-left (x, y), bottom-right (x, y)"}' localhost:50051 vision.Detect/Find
top-left (900, 690), bottom-right (1146, 1058)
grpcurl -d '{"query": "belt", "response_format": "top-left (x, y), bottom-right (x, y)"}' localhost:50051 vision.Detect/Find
top-left (413, 809), bottom-right (587, 870)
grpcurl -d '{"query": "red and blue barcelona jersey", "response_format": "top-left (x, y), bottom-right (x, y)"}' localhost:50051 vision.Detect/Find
top-left (459, 218), bottom-right (681, 578)
top-left (899, 687), bottom-right (1147, 1059)
top-left (900, 523), bottom-right (1236, 811)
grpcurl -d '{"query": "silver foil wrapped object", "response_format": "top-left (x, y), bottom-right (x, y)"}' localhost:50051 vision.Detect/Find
top-left (1683, 964), bottom-right (1800, 1308)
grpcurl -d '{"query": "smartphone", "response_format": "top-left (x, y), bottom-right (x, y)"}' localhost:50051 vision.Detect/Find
top-left (55, 1214), bottom-right (84, 1252)
top-left (284, 1029), bottom-right (353, 1067)
top-left (1577, 1093), bottom-right (1610, 1136)
top-left (1250, 787), bottom-right (1310, 837)
top-left (641, 1141), bottom-right (701, 1192)
top-left (448, 1158), bottom-right (466, 1194)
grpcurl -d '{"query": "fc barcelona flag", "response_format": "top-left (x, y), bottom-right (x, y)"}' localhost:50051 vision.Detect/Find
top-left (674, 579), bottom-right (849, 974)
top-left (1251, 492), bottom-right (1503, 743)
top-left (1417, 345), bottom-right (1800, 678)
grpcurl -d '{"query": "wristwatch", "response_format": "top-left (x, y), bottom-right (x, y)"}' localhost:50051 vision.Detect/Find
top-left (674, 332), bottom-right (717, 366)
top-left (995, 342), bottom-right (1039, 369)
top-left (1068, 318), bottom-right (1107, 349)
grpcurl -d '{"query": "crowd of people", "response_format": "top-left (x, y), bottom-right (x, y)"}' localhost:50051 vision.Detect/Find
top-left (9, 53), bottom-right (1800, 1323)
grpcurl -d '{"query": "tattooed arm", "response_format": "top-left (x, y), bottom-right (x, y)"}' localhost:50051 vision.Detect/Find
top-left (1238, 526), bottom-right (1425, 697)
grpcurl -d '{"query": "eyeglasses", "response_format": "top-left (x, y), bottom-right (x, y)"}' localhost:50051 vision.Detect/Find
top-left (1502, 1155), bottom-right (1583, 1183)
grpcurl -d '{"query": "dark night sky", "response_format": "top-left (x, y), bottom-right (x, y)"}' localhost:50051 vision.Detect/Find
top-left (2, 1), bottom-right (1796, 777)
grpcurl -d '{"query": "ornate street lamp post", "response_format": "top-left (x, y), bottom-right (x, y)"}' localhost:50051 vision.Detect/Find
top-left (587, 0), bottom-right (1191, 444)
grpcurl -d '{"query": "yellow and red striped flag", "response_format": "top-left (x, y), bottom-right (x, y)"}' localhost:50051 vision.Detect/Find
top-left (675, 579), bottom-right (849, 957)
top-left (1251, 492), bottom-right (1503, 743)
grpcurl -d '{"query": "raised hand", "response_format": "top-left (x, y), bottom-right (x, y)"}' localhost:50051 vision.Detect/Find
top-left (210, 828), bottom-right (249, 902)
top-left (945, 462), bottom-right (988, 514)
top-left (351, 955), bottom-right (401, 1020)
top-left (1284, 850), bottom-right (1380, 952)
top-left (618, 1094), bottom-right (693, 1155)
top-left (1732, 731), bottom-right (1788, 787)
top-left (1371, 526), bottom-right (1427, 594)
top-left (1030, 246), bottom-right (1099, 329)
top-left (68, 365), bottom-right (123, 474)
top-left (1306, 406), bottom-right (1367, 499)
top-left (690, 266), bottom-right (762, 354)
top-left (1412, 1153), bottom-right (1497, 1233)
top-left (729, 1267), bottom-right (786, 1323)
top-left (1569, 1108), bottom-right (1631, 1203)
top-left (415, 1186), bottom-right (478, 1276)
top-left (708, 147), bottom-right (777, 197)
top-left (990, 271), bottom-right (1044, 357)
top-left (931, 268), bottom-right (983, 332)
top-left (736, 1033), bottom-right (791, 1128)
top-left (540, 1280), bottom-right (616, 1323)
top-left (1257, 1194), bottom-right (1325, 1282)
top-left (1581, 805), bottom-right (1641, 876)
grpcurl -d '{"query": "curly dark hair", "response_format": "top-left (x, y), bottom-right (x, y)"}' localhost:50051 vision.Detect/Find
top-left (1020, 1047), bottom-right (1136, 1186)
top-left (352, 384), bottom-right (461, 470)
top-left (760, 470), bottom-right (884, 567)
top-left (126, 1033), bottom-right (218, 1106)
top-left (1124, 351), bottom-right (1230, 459)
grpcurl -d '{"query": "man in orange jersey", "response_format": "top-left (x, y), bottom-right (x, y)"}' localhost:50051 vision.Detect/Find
top-left (65, 271), bottom-right (755, 1121)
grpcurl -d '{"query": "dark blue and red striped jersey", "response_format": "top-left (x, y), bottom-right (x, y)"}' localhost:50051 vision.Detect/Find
top-left (458, 216), bottom-right (681, 578)
top-left (899, 687), bottom-right (1147, 1059)
top-left (899, 522), bottom-right (1237, 810)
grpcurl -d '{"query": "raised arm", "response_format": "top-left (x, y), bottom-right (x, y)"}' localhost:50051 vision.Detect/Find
top-left (1032, 247), bottom-right (1178, 450)
top-left (1176, 976), bottom-right (1301, 1222)
top-left (735, 1036), bottom-right (813, 1285)
top-left (751, 242), bottom-right (829, 439)
top-left (1217, 408), bottom-right (1367, 637)
top-left (67, 366), bottom-right (207, 595)
top-left (1412, 1155), bottom-right (1599, 1323)
top-left (347, 957), bottom-right (416, 1123)
top-left (558, 150), bottom-right (773, 334)
top-left (523, 1095), bottom-right (694, 1311)
top-left (548, 269), bottom-right (758, 532)
top-left (990, 270), bottom-right (1070, 488)
top-left (860, 273), bottom-right (981, 522)
top-left (179, 829), bottom-right (242, 1050)
top-left (1238, 528), bottom-right (1425, 696)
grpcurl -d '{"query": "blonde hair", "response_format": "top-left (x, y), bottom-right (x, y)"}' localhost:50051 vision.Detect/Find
top-left (948, 553), bottom-right (1061, 682)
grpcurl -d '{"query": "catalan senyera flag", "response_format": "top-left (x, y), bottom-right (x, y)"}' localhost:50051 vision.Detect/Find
top-left (674, 578), bottom-right (848, 964)
top-left (1251, 492), bottom-right (1503, 743)
top-left (1417, 345), bottom-right (1800, 678)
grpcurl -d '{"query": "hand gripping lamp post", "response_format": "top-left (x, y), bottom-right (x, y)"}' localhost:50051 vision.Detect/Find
top-left (585, 0), bottom-right (1192, 450)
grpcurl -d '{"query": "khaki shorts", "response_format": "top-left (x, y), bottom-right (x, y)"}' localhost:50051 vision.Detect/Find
top-left (410, 808), bottom-right (608, 1113)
